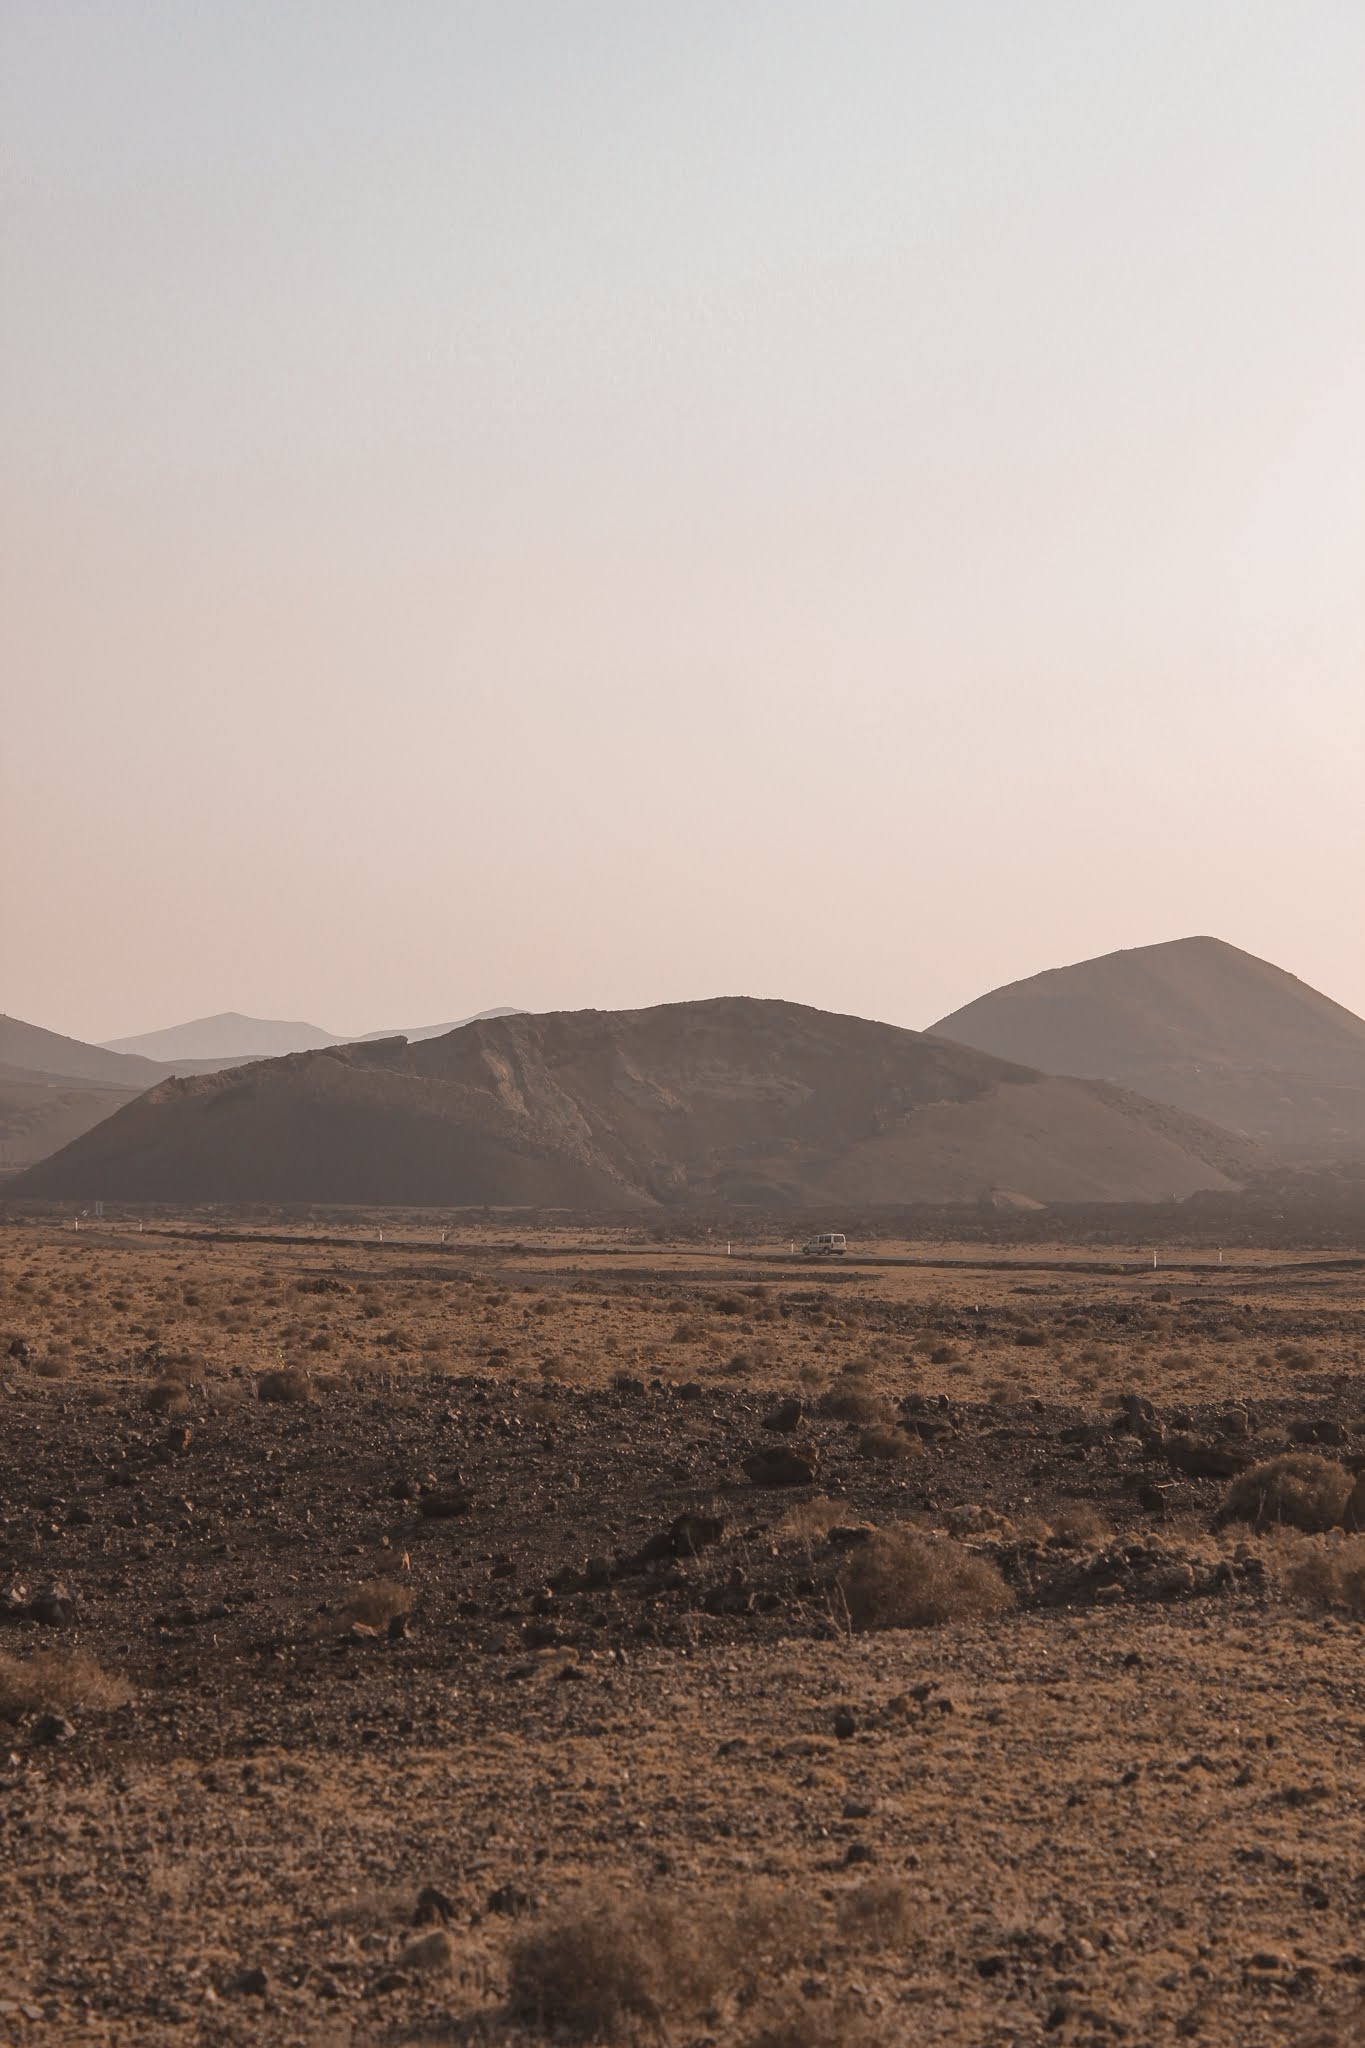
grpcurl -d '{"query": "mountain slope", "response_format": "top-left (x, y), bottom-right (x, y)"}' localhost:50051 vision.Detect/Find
top-left (106, 1006), bottom-right (523, 1060)
top-left (14, 998), bottom-right (1262, 1208)
top-left (104, 1012), bottom-right (339, 1060)
top-left (0, 1064), bottom-right (142, 1180)
top-left (0, 1014), bottom-right (166, 1088)
top-left (931, 937), bottom-right (1365, 1159)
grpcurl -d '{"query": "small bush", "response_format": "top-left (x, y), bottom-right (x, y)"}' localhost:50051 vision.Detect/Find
top-left (1223, 1455), bottom-right (1351, 1533)
top-left (817, 1388), bottom-right (889, 1425)
top-left (0, 1651), bottom-right (132, 1720)
top-left (836, 1877), bottom-right (916, 1948)
top-left (840, 1529), bottom-right (1014, 1630)
top-left (928, 1343), bottom-right (957, 1365)
top-left (143, 1379), bottom-right (190, 1414)
top-left (778, 1497), bottom-right (853, 1543)
top-left (1048, 1504), bottom-right (1111, 1548)
top-left (344, 1579), bottom-right (415, 1629)
top-left (257, 1367), bottom-right (314, 1403)
top-left (856, 1425), bottom-right (920, 1463)
top-left (507, 1893), bottom-right (716, 2039)
top-left (1283, 1537), bottom-right (1365, 1617)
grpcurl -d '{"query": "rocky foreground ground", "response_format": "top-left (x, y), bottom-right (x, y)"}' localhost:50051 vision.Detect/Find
top-left (0, 1225), bottom-right (1363, 2046)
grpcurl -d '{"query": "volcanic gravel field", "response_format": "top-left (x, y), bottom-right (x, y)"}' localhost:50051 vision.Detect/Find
top-left (1, 1222), bottom-right (1363, 2047)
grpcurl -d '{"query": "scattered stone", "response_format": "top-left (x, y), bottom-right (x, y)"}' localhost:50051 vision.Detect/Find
top-left (419, 1490), bottom-right (472, 1519)
top-left (742, 1444), bottom-right (819, 1487)
top-left (833, 1706), bottom-right (857, 1741)
top-left (27, 1583), bottom-right (75, 1626)
top-left (398, 1929), bottom-right (454, 1975)
top-left (487, 1883), bottom-right (536, 1918)
top-left (225, 1967), bottom-right (269, 1998)
top-left (30, 1712), bottom-right (76, 1745)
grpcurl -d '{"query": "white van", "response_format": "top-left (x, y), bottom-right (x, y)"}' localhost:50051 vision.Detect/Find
top-left (801, 1232), bottom-right (847, 1258)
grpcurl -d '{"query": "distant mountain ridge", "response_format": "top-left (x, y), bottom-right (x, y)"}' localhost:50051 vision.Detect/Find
top-left (14, 996), bottom-right (1264, 1208)
top-left (104, 1007), bottom-right (522, 1062)
top-left (931, 937), bottom-right (1365, 1161)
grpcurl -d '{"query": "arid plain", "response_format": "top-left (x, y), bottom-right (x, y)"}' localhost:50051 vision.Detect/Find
top-left (1, 1216), bottom-right (1363, 2048)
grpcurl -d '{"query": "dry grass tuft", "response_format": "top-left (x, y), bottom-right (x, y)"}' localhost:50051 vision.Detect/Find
top-left (507, 1883), bottom-right (818, 2040)
top-left (818, 1388), bottom-right (892, 1425)
top-left (1223, 1455), bottom-right (1352, 1533)
top-left (0, 1650), bottom-right (132, 1720)
top-left (257, 1366), bottom-right (315, 1403)
top-left (836, 1877), bottom-right (916, 1948)
top-left (1048, 1503), bottom-right (1111, 1548)
top-left (856, 1425), bottom-right (920, 1462)
top-left (1282, 1537), bottom-right (1365, 1617)
top-left (143, 1379), bottom-right (191, 1414)
top-left (507, 1892), bottom-right (709, 2039)
top-left (343, 1579), bottom-right (415, 1629)
top-left (777, 1497), bottom-right (856, 1543)
top-left (840, 1529), bottom-right (1014, 1630)
top-left (745, 2001), bottom-right (885, 2048)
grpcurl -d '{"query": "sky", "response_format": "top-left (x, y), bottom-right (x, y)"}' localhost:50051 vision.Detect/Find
top-left (3, 0), bottom-right (1363, 1044)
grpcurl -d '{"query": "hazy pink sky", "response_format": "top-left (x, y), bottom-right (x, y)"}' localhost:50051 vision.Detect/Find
top-left (3, 1), bottom-right (1363, 1043)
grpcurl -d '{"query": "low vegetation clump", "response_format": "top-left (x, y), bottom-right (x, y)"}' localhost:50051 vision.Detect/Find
top-left (343, 1579), bottom-right (415, 1629)
top-left (856, 1424), bottom-right (920, 1462)
top-left (0, 1651), bottom-right (132, 1720)
top-left (257, 1365), bottom-right (315, 1403)
top-left (1282, 1537), bottom-right (1365, 1617)
top-left (507, 1893), bottom-right (719, 2039)
top-left (1048, 1503), bottom-right (1111, 1548)
top-left (1223, 1455), bottom-right (1352, 1533)
top-left (506, 1884), bottom-right (820, 2040)
top-left (840, 1529), bottom-right (1014, 1630)
top-left (143, 1378), bottom-right (191, 1414)
top-left (836, 1877), bottom-right (916, 1947)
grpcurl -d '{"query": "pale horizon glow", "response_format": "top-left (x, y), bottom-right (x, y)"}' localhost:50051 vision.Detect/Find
top-left (3, 2), bottom-right (1363, 1046)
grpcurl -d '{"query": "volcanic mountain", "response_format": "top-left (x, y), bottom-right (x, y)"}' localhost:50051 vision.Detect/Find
top-left (105, 1006), bottom-right (522, 1062)
top-left (932, 937), bottom-right (1365, 1161)
top-left (13, 998), bottom-right (1262, 1208)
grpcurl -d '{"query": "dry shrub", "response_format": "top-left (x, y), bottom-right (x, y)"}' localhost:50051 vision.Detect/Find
top-left (1048, 1504), bottom-right (1111, 1548)
top-left (856, 1425), bottom-right (920, 1463)
top-left (928, 1343), bottom-right (957, 1365)
top-left (746, 2001), bottom-right (884, 2048)
top-left (0, 1651), bottom-right (132, 1720)
top-left (1223, 1455), bottom-right (1352, 1533)
top-left (344, 1579), bottom-right (415, 1629)
top-left (1283, 1537), bottom-right (1365, 1617)
top-left (144, 1379), bottom-right (190, 1414)
top-left (840, 1529), bottom-right (1014, 1630)
top-left (818, 1388), bottom-right (890, 1425)
top-left (836, 1877), bottom-right (915, 1948)
top-left (507, 1892), bottom-right (717, 2039)
top-left (257, 1366), bottom-right (314, 1403)
top-left (778, 1497), bottom-right (854, 1543)
top-left (31, 1353), bottom-right (70, 1379)
top-left (507, 1884), bottom-right (817, 2041)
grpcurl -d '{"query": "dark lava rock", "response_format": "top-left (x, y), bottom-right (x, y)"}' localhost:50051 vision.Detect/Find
top-left (639, 1511), bottom-right (726, 1561)
top-left (487, 1883), bottom-right (536, 1918)
top-left (226, 1967), bottom-right (269, 1998)
top-left (28, 1584), bottom-right (76, 1626)
top-left (1166, 1435), bottom-right (1249, 1480)
top-left (419, 1490), bottom-right (472, 1519)
top-left (742, 1444), bottom-right (819, 1487)
top-left (413, 1885), bottom-right (455, 1926)
top-left (30, 1712), bottom-right (76, 1745)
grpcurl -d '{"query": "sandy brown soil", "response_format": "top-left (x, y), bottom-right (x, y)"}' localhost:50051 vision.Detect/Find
top-left (1, 1221), bottom-right (1363, 2046)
